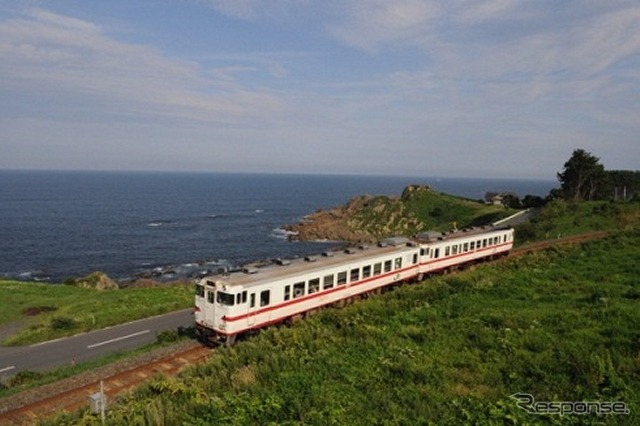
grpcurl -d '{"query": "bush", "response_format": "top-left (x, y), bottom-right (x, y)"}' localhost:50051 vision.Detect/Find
top-left (50, 316), bottom-right (76, 331)
top-left (8, 370), bottom-right (43, 387)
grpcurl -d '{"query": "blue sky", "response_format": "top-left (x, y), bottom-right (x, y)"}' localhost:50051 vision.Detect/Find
top-left (1, 1), bottom-right (638, 178)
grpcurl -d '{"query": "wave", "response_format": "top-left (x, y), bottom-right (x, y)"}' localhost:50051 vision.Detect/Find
top-left (271, 227), bottom-right (298, 240)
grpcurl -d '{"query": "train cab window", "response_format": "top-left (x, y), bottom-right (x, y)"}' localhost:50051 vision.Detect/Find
top-left (260, 290), bottom-right (270, 307)
top-left (445, 246), bottom-right (450, 256)
top-left (463, 243), bottom-right (469, 252)
top-left (309, 278), bottom-right (320, 294)
top-left (337, 271), bottom-right (347, 285)
top-left (323, 274), bottom-right (334, 290)
top-left (470, 241), bottom-right (475, 250)
top-left (374, 263), bottom-right (382, 275)
top-left (250, 293), bottom-right (255, 308)
top-left (394, 257), bottom-right (402, 270)
top-left (195, 284), bottom-right (205, 297)
top-left (350, 268), bottom-right (360, 282)
top-left (284, 285), bottom-right (291, 301)
top-left (293, 281), bottom-right (305, 298)
top-left (207, 291), bottom-right (214, 304)
top-left (236, 291), bottom-right (247, 305)
top-left (362, 265), bottom-right (371, 279)
top-left (216, 291), bottom-right (235, 306)
top-left (384, 260), bottom-right (392, 273)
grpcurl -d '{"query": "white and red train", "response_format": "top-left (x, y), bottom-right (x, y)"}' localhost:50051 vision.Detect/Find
top-left (195, 226), bottom-right (514, 345)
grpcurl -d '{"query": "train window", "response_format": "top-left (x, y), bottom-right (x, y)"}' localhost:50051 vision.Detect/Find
top-left (362, 265), bottom-right (371, 279)
top-left (434, 248), bottom-right (440, 258)
top-left (207, 291), bottom-right (214, 304)
top-left (217, 291), bottom-right (235, 306)
top-left (337, 271), bottom-right (347, 285)
top-left (384, 260), bottom-right (392, 273)
top-left (374, 263), bottom-right (382, 275)
top-left (470, 241), bottom-right (475, 250)
top-left (503, 235), bottom-right (507, 243)
top-left (477, 240), bottom-right (481, 248)
top-left (421, 248), bottom-right (429, 257)
top-left (350, 268), bottom-right (360, 282)
top-left (323, 274), bottom-right (334, 289)
top-left (394, 257), bottom-right (402, 270)
top-left (260, 290), bottom-right (270, 307)
top-left (309, 278), bottom-right (320, 294)
top-left (463, 243), bottom-right (469, 252)
top-left (445, 246), bottom-right (450, 256)
top-left (284, 285), bottom-right (291, 301)
top-left (452, 245), bottom-right (458, 255)
top-left (293, 282), bottom-right (305, 298)
top-left (483, 239), bottom-right (487, 247)
top-left (195, 284), bottom-right (205, 297)
top-left (412, 253), bottom-right (418, 264)
top-left (235, 291), bottom-right (247, 305)
top-left (250, 293), bottom-right (255, 308)
top-left (494, 237), bottom-right (499, 244)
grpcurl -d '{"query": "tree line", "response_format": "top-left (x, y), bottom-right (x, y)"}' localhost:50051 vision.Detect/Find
top-left (503, 148), bottom-right (639, 209)
top-left (556, 148), bottom-right (639, 202)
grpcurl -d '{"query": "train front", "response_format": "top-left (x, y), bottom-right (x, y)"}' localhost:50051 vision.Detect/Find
top-left (194, 278), bottom-right (230, 344)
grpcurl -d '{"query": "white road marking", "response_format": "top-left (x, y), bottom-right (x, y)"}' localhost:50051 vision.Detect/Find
top-left (0, 365), bottom-right (16, 373)
top-left (86, 329), bottom-right (151, 349)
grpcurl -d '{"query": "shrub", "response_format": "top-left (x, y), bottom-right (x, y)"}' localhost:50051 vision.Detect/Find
top-left (50, 316), bottom-right (76, 331)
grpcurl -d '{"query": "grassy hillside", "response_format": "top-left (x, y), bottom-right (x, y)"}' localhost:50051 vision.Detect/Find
top-left (48, 230), bottom-right (640, 425)
top-left (289, 185), bottom-right (517, 242)
top-left (516, 199), bottom-right (640, 244)
top-left (0, 280), bottom-right (193, 345)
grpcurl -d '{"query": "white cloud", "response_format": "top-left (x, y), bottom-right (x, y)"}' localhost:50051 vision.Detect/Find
top-left (0, 8), bottom-right (281, 123)
top-left (329, 0), bottom-right (440, 51)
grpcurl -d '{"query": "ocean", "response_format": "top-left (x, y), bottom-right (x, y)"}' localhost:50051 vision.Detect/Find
top-left (0, 171), bottom-right (556, 283)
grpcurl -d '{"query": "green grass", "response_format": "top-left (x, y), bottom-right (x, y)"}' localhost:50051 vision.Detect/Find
top-left (0, 281), bottom-right (193, 345)
top-left (349, 188), bottom-right (517, 239)
top-left (47, 229), bottom-right (640, 425)
top-left (516, 199), bottom-right (640, 244)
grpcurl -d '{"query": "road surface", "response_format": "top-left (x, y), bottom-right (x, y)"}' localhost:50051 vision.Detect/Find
top-left (0, 308), bottom-right (193, 381)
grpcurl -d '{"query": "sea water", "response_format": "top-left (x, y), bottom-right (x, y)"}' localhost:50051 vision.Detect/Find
top-left (0, 171), bottom-right (555, 282)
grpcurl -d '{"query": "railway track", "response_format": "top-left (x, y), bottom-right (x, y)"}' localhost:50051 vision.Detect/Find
top-left (0, 344), bottom-right (211, 425)
top-left (0, 231), bottom-right (611, 425)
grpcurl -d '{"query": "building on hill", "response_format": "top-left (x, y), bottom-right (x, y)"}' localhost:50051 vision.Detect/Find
top-left (484, 191), bottom-right (519, 206)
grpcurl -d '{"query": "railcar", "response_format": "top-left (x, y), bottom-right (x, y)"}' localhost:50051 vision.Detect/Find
top-left (417, 227), bottom-right (514, 276)
top-left (195, 226), bottom-right (514, 345)
top-left (195, 237), bottom-right (420, 345)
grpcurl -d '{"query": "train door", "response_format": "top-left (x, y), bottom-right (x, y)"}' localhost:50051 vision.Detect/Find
top-left (247, 292), bottom-right (257, 326)
top-left (204, 287), bottom-right (217, 328)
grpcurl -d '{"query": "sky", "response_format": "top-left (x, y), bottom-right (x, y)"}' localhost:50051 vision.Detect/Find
top-left (0, 1), bottom-right (638, 179)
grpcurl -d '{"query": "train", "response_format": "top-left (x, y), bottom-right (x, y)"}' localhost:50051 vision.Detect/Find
top-left (195, 225), bottom-right (514, 345)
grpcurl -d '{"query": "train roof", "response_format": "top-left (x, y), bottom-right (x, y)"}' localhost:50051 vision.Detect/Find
top-left (414, 226), bottom-right (512, 243)
top-left (203, 239), bottom-right (417, 288)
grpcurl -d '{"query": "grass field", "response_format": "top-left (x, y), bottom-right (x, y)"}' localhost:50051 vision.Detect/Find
top-left (47, 229), bottom-right (639, 425)
top-left (0, 281), bottom-right (193, 345)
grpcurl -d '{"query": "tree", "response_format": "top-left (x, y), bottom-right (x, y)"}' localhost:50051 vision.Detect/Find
top-left (557, 149), bottom-right (606, 202)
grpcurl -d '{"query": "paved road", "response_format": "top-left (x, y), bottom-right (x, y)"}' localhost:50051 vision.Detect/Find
top-left (0, 308), bottom-right (193, 381)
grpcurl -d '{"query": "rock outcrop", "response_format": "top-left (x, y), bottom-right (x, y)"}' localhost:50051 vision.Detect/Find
top-left (284, 185), bottom-right (432, 243)
top-left (76, 272), bottom-right (120, 290)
